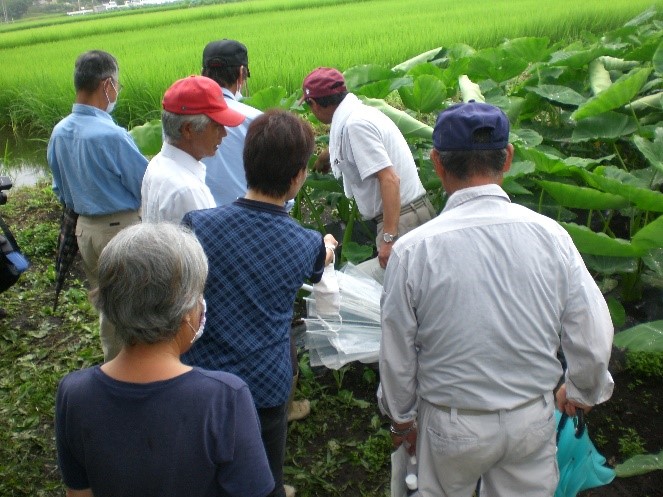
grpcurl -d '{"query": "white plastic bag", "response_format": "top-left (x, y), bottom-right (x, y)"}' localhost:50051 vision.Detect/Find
top-left (304, 263), bottom-right (382, 369)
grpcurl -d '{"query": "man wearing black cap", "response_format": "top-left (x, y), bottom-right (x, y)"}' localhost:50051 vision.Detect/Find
top-left (301, 67), bottom-right (435, 283)
top-left (201, 39), bottom-right (262, 206)
top-left (378, 102), bottom-right (614, 496)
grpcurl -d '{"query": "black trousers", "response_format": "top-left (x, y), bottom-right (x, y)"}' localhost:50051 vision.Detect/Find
top-left (257, 402), bottom-right (288, 497)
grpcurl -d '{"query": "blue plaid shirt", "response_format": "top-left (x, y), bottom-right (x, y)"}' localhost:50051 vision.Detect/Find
top-left (182, 198), bottom-right (325, 408)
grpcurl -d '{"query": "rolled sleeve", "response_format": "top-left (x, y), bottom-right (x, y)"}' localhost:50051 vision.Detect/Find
top-left (378, 252), bottom-right (419, 423)
top-left (561, 242), bottom-right (614, 406)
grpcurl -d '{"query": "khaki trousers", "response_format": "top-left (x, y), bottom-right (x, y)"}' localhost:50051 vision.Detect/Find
top-left (76, 211), bottom-right (140, 361)
top-left (356, 196), bottom-right (436, 284)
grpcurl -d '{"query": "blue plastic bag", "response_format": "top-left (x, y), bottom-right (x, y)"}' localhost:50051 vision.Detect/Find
top-left (555, 410), bottom-right (616, 497)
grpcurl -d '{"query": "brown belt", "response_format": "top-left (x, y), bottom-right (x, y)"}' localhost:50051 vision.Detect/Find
top-left (374, 195), bottom-right (429, 225)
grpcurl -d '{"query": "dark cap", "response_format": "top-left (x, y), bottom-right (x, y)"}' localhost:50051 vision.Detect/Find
top-left (301, 67), bottom-right (347, 101)
top-left (433, 101), bottom-right (510, 151)
top-left (202, 39), bottom-right (249, 69)
top-left (162, 76), bottom-right (245, 127)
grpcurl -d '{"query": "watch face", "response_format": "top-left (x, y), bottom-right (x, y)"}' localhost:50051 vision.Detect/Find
top-left (383, 233), bottom-right (395, 243)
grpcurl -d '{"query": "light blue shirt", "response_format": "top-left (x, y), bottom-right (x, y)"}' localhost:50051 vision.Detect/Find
top-left (47, 104), bottom-right (148, 216)
top-left (203, 88), bottom-right (262, 206)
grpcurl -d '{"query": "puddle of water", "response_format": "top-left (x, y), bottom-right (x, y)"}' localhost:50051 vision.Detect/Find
top-left (0, 131), bottom-right (50, 188)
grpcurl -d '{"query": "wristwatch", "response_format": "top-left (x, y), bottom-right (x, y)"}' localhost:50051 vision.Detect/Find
top-left (382, 232), bottom-right (398, 244)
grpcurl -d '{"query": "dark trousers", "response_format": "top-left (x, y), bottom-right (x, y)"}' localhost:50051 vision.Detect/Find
top-left (257, 402), bottom-right (288, 497)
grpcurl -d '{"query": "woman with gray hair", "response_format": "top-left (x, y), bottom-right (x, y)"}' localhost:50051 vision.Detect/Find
top-left (55, 223), bottom-right (274, 497)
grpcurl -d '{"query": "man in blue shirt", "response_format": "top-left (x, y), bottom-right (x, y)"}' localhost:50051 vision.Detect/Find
top-left (47, 50), bottom-right (148, 361)
top-left (201, 39), bottom-right (262, 206)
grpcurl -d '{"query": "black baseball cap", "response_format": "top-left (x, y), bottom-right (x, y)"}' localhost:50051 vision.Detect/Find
top-left (202, 39), bottom-right (250, 76)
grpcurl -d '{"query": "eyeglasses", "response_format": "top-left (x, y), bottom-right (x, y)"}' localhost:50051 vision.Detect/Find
top-left (108, 78), bottom-right (124, 94)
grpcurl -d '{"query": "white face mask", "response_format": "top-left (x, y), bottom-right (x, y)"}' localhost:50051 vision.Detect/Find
top-left (104, 79), bottom-right (118, 114)
top-left (188, 298), bottom-right (207, 344)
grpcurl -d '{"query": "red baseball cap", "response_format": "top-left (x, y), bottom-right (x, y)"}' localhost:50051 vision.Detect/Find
top-left (300, 67), bottom-right (347, 103)
top-left (162, 75), bottom-right (245, 127)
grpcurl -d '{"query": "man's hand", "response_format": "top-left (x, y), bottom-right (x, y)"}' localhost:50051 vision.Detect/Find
top-left (390, 420), bottom-right (417, 456)
top-left (555, 383), bottom-right (592, 416)
top-left (378, 240), bottom-right (394, 268)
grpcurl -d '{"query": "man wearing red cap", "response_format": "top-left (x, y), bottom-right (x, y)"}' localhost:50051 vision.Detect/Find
top-left (301, 67), bottom-right (435, 282)
top-left (141, 75), bottom-right (245, 224)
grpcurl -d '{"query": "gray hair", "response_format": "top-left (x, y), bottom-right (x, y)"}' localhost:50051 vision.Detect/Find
top-left (161, 110), bottom-right (211, 144)
top-left (74, 50), bottom-right (118, 93)
top-left (90, 223), bottom-right (208, 346)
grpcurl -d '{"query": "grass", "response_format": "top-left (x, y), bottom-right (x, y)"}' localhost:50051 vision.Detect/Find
top-left (0, 183), bottom-right (103, 496)
top-left (0, 0), bottom-right (659, 136)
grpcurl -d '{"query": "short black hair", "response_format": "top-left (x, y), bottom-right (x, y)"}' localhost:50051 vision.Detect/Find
top-left (74, 50), bottom-right (118, 93)
top-left (202, 65), bottom-right (246, 89)
top-left (309, 91), bottom-right (347, 108)
top-left (437, 129), bottom-right (507, 180)
top-left (244, 109), bottom-right (314, 198)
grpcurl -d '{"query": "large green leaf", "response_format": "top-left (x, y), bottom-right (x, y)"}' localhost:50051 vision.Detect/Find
top-left (526, 85), bottom-right (585, 106)
top-left (607, 296), bottom-right (626, 328)
top-left (570, 111), bottom-right (639, 142)
top-left (467, 47), bottom-right (528, 82)
top-left (304, 176), bottom-right (344, 193)
top-left (580, 167), bottom-right (663, 213)
top-left (548, 47), bottom-right (617, 69)
top-left (353, 78), bottom-right (412, 99)
top-left (571, 67), bottom-right (652, 120)
top-left (625, 92), bottom-right (663, 112)
top-left (500, 37), bottom-right (551, 63)
top-left (515, 147), bottom-right (574, 174)
top-left (361, 97), bottom-right (433, 141)
top-left (613, 321), bottom-right (663, 351)
top-left (398, 75), bottom-right (445, 113)
top-left (632, 214), bottom-right (663, 251)
top-left (588, 59), bottom-right (612, 95)
top-left (632, 130), bottom-right (663, 175)
top-left (242, 86), bottom-right (287, 111)
top-left (559, 222), bottom-right (643, 257)
top-left (343, 65), bottom-right (405, 93)
top-left (128, 119), bottom-right (162, 157)
top-left (653, 39), bottom-right (663, 75)
top-left (392, 47), bottom-right (446, 72)
top-left (615, 450), bottom-right (663, 478)
top-left (537, 180), bottom-right (630, 210)
top-left (509, 128), bottom-right (543, 148)
top-left (341, 241), bottom-right (374, 265)
top-left (582, 254), bottom-right (638, 274)
top-left (458, 75), bottom-right (484, 102)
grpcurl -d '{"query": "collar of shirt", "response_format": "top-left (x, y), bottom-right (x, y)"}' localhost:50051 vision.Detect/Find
top-left (71, 103), bottom-right (115, 122)
top-left (160, 142), bottom-right (207, 182)
top-left (234, 197), bottom-right (289, 217)
top-left (443, 184), bottom-right (511, 212)
top-left (222, 87), bottom-right (237, 102)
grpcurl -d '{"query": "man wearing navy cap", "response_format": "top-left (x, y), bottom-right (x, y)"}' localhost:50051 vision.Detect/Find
top-left (301, 67), bottom-right (435, 283)
top-left (378, 102), bottom-right (614, 496)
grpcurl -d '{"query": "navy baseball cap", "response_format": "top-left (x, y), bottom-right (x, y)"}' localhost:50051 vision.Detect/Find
top-left (433, 101), bottom-right (509, 151)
